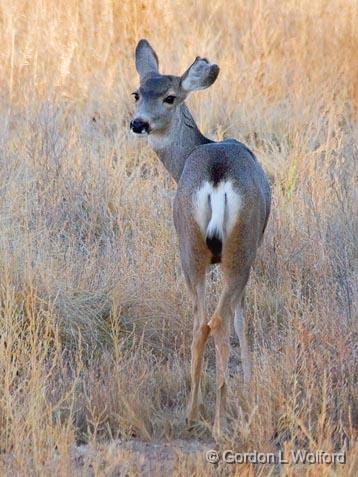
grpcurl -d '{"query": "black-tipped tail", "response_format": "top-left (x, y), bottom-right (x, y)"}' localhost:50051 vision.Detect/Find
top-left (206, 233), bottom-right (222, 264)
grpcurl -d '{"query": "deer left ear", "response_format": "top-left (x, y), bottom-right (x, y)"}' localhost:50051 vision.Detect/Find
top-left (135, 39), bottom-right (159, 79)
top-left (180, 57), bottom-right (220, 93)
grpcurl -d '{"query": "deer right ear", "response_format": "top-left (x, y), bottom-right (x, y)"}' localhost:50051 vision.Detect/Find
top-left (180, 57), bottom-right (219, 93)
top-left (135, 39), bottom-right (159, 79)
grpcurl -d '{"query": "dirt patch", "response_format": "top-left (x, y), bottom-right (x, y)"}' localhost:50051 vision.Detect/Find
top-left (71, 439), bottom-right (214, 476)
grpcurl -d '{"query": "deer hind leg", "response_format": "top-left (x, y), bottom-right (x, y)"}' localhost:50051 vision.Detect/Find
top-left (187, 277), bottom-right (210, 422)
top-left (209, 266), bottom-right (251, 440)
top-left (180, 244), bottom-right (211, 424)
top-left (208, 284), bottom-right (233, 439)
top-left (233, 292), bottom-right (251, 385)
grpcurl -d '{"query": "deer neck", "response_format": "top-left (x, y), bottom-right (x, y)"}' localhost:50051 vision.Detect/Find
top-left (148, 103), bottom-right (212, 183)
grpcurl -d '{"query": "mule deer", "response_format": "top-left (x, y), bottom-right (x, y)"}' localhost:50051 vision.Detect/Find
top-left (130, 40), bottom-right (271, 439)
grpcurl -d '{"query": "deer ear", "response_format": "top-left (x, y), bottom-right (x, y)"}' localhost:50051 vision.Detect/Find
top-left (180, 57), bottom-right (219, 92)
top-left (135, 39), bottom-right (159, 79)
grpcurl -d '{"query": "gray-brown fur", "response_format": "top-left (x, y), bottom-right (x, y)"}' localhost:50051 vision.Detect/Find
top-left (131, 39), bottom-right (271, 440)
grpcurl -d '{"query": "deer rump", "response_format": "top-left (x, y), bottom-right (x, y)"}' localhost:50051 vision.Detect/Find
top-left (193, 179), bottom-right (242, 264)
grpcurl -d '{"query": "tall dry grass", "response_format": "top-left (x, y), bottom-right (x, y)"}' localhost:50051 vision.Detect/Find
top-left (0, 0), bottom-right (357, 475)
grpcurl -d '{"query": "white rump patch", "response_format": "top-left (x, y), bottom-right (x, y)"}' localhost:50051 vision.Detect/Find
top-left (193, 180), bottom-right (241, 241)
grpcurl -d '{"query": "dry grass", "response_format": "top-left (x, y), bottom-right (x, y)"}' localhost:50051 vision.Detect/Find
top-left (0, 0), bottom-right (357, 475)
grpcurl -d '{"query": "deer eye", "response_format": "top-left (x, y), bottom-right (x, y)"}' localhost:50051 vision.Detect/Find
top-left (132, 92), bottom-right (139, 102)
top-left (163, 95), bottom-right (176, 104)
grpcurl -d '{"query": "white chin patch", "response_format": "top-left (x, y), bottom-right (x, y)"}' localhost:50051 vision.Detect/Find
top-left (130, 129), bottom-right (148, 137)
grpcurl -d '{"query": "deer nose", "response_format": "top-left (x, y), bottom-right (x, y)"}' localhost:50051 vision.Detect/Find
top-left (130, 118), bottom-right (150, 134)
